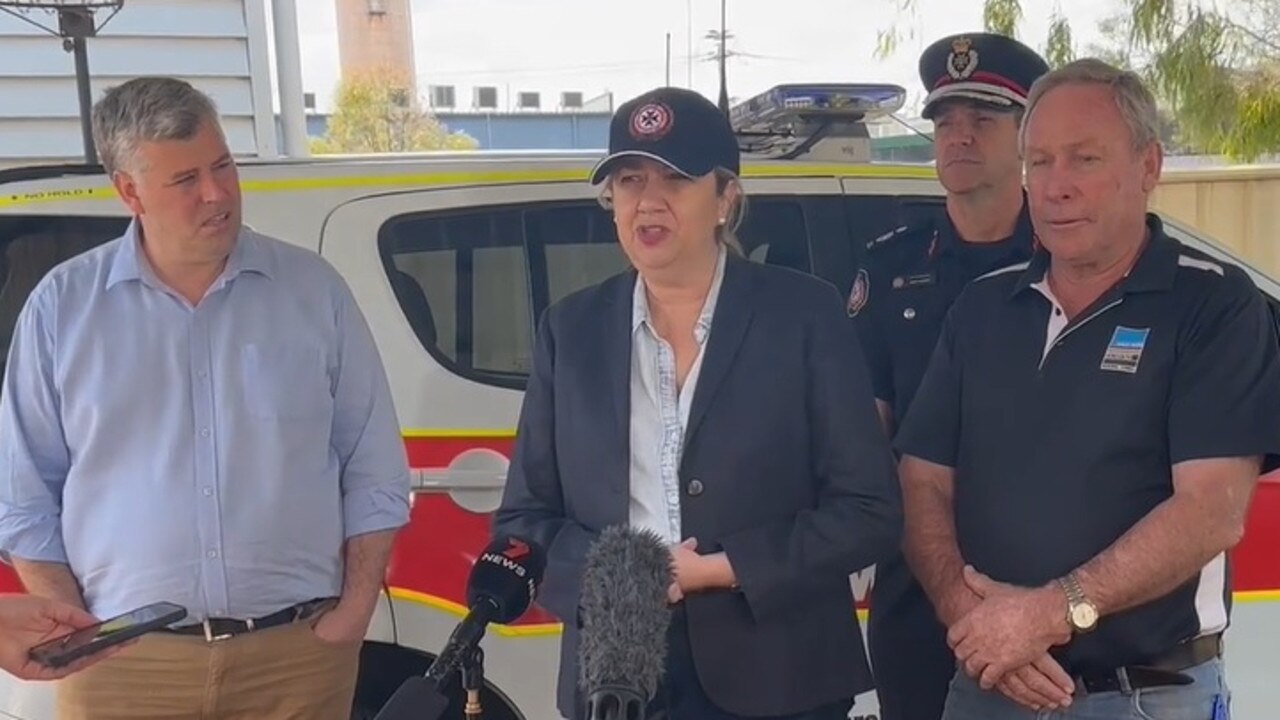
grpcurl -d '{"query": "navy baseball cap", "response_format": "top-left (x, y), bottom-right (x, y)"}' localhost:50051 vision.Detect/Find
top-left (589, 86), bottom-right (740, 185)
top-left (919, 32), bottom-right (1049, 119)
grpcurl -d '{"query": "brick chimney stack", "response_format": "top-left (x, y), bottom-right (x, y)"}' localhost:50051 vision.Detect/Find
top-left (335, 0), bottom-right (417, 89)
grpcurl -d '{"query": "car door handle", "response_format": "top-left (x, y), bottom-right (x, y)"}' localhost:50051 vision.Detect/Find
top-left (410, 467), bottom-right (507, 490)
top-left (409, 448), bottom-right (509, 513)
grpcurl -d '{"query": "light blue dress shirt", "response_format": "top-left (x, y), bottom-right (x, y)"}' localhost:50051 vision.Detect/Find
top-left (628, 246), bottom-right (726, 543)
top-left (0, 221), bottom-right (410, 621)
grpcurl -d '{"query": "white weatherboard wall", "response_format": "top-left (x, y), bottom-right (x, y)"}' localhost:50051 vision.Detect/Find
top-left (0, 0), bottom-right (275, 164)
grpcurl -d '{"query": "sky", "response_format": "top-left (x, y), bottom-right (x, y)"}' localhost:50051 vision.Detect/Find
top-left (291, 0), bottom-right (1121, 118)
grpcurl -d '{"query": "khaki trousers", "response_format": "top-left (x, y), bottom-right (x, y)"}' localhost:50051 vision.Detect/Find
top-left (55, 617), bottom-right (360, 720)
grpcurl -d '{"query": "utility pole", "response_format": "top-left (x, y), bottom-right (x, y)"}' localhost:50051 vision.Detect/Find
top-left (666, 32), bottom-right (672, 86)
top-left (686, 0), bottom-right (693, 88)
top-left (717, 0), bottom-right (728, 113)
top-left (704, 0), bottom-right (731, 114)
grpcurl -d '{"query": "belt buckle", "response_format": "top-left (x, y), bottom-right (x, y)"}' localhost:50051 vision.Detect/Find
top-left (202, 617), bottom-right (254, 643)
top-left (202, 619), bottom-right (233, 643)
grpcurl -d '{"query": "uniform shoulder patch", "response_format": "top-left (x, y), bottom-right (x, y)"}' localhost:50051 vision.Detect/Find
top-left (865, 225), bottom-right (909, 251)
top-left (847, 268), bottom-right (870, 317)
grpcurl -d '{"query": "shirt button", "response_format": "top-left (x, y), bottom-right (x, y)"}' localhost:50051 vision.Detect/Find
top-left (197, 370), bottom-right (208, 379)
top-left (687, 479), bottom-right (704, 497)
top-left (1055, 308), bottom-right (1063, 316)
top-left (206, 550), bottom-right (218, 559)
top-left (202, 487), bottom-right (213, 497)
top-left (200, 428), bottom-right (211, 438)
top-left (903, 308), bottom-right (916, 320)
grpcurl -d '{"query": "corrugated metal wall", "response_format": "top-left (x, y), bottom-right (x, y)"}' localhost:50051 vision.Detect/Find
top-left (0, 0), bottom-right (275, 163)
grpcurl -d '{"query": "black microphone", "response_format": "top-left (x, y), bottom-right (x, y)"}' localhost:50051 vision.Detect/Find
top-left (374, 535), bottom-right (546, 720)
top-left (579, 526), bottom-right (674, 720)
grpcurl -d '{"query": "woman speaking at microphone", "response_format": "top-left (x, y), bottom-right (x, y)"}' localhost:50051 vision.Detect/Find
top-left (493, 86), bottom-right (901, 720)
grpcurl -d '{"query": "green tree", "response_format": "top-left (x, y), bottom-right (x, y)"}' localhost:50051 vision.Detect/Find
top-left (311, 69), bottom-right (477, 155)
top-left (878, 0), bottom-right (1280, 160)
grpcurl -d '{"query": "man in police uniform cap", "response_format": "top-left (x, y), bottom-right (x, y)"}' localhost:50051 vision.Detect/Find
top-left (896, 58), bottom-right (1280, 719)
top-left (852, 32), bottom-right (1049, 720)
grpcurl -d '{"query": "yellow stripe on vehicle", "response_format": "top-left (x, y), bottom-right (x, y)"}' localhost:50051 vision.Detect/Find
top-left (745, 164), bottom-right (936, 179)
top-left (0, 163), bottom-right (936, 209)
top-left (402, 428), bottom-right (517, 439)
top-left (235, 163), bottom-right (936, 194)
top-left (238, 169), bottom-right (587, 194)
top-left (387, 589), bottom-right (1280, 644)
top-left (1235, 589), bottom-right (1280, 604)
top-left (388, 586), bottom-right (564, 638)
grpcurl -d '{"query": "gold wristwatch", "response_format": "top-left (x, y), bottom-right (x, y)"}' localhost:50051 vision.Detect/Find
top-left (1056, 572), bottom-right (1098, 633)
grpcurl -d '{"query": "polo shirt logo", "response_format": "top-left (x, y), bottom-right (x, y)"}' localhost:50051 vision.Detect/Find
top-left (1101, 326), bottom-right (1150, 374)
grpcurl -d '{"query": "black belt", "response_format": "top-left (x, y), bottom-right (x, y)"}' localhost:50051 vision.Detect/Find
top-left (162, 598), bottom-right (337, 642)
top-left (1076, 633), bottom-right (1222, 694)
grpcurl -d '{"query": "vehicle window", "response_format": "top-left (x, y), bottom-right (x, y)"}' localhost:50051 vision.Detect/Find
top-left (379, 209), bottom-right (533, 388)
top-left (381, 196), bottom-right (825, 388)
top-left (737, 199), bottom-right (811, 273)
top-left (0, 215), bottom-right (128, 389)
top-left (524, 204), bottom-right (627, 308)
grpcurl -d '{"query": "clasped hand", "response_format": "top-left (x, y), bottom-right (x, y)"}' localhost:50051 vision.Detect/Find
top-left (947, 566), bottom-right (1076, 711)
top-left (666, 538), bottom-right (736, 604)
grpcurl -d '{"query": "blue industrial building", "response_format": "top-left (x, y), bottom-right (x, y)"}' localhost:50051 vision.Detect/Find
top-left (304, 111), bottom-right (612, 151)
top-left (303, 111), bottom-right (932, 159)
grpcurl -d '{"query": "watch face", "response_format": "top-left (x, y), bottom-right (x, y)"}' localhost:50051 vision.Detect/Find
top-left (1071, 603), bottom-right (1099, 630)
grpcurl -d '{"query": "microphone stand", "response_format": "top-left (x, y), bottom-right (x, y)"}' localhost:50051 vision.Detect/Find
top-left (461, 646), bottom-right (485, 719)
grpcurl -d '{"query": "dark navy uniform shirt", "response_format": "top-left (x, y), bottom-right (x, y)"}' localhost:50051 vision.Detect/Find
top-left (850, 199), bottom-right (1036, 426)
top-left (895, 214), bottom-right (1280, 673)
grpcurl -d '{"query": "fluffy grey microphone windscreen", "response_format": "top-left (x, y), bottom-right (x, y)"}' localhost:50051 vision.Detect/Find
top-left (578, 525), bottom-right (675, 702)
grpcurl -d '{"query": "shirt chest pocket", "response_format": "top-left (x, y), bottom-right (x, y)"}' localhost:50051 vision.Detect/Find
top-left (240, 343), bottom-right (331, 420)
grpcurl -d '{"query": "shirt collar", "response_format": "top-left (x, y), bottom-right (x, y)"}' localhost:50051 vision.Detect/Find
top-left (632, 244), bottom-right (727, 345)
top-left (1011, 213), bottom-right (1177, 298)
top-left (104, 220), bottom-right (147, 290)
top-left (935, 191), bottom-right (1035, 257)
top-left (105, 219), bottom-right (275, 291)
top-left (223, 226), bottom-right (276, 281)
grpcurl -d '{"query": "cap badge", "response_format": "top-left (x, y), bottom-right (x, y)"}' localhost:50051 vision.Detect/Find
top-left (946, 38), bottom-right (979, 80)
top-left (629, 102), bottom-right (673, 141)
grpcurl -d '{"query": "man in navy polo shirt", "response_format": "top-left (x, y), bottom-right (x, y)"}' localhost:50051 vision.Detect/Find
top-left (852, 32), bottom-right (1049, 720)
top-left (895, 58), bottom-right (1280, 720)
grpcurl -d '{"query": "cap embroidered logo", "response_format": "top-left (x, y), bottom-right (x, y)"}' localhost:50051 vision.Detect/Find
top-left (629, 102), bottom-right (673, 141)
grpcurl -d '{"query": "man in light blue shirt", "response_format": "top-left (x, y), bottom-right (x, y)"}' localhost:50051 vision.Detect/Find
top-left (0, 76), bottom-right (410, 719)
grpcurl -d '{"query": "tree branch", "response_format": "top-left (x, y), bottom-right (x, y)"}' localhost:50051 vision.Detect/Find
top-left (1221, 19), bottom-right (1280, 58)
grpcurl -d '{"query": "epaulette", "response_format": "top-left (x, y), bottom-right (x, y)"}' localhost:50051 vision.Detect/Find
top-left (865, 224), bottom-right (910, 251)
